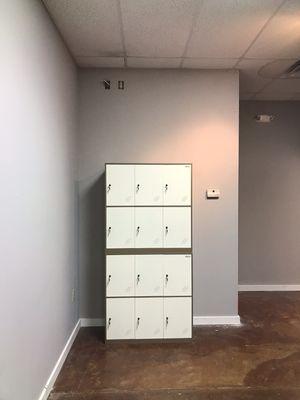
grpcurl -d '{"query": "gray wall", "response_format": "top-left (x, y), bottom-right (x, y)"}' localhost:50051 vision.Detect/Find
top-left (78, 69), bottom-right (239, 319)
top-left (239, 101), bottom-right (300, 284)
top-left (0, 1), bottom-right (78, 400)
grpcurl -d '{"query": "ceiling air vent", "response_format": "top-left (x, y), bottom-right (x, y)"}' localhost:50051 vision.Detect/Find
top-left (283, 60), bottom-right (300, 78)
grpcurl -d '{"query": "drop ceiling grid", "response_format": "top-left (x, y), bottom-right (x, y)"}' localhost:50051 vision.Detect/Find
top-left (43, 0), bottom-right (300, 100)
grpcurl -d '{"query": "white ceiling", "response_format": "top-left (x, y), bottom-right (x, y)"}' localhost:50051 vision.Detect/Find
top-left (43, 0), bottom-right (300, 100)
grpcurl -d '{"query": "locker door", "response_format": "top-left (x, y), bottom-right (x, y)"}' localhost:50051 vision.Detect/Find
top-left (135, 165), bottom-right (163, 205)
top-left (135, 207), bottom-right (163, 248)
top-left (163, 165), bottom-right (191, 205)
top-left (163, 207), bottom-right (191, 248)
top-left (163, 254), bottom-right (192, 296)
top-left (106, 255), bottom-right (135, 297)
top-left (106, 207), bottom-right (134, 248)
top-left (106, 298), bottom-right (135, 340)
top-left (135, 255), bottom-right (163, 296)
top-left (135, 298), bottom-right (163, 339)
top-left (164, 297), bottom-right (192, 339)
top-left (106, 164), bottom-right (134, 206)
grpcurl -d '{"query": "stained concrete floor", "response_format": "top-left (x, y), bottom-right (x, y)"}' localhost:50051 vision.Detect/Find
top-left (49, 292), bottom-right (300, 399)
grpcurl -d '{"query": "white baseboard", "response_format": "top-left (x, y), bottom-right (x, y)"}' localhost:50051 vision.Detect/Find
top-left (38, 319), bottom-right (81, 400)
top-left (239, 285), bottom-right (300, 292)
top-left (193, 315), bottom-right (241, 325)
top-left (80, 318), bottom-right (105, 327)
top-left (81, 316), bottom-right (241, 327)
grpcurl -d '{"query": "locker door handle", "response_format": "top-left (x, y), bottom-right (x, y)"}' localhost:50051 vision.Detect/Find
top-left (107, 184), bottom-right (111, 192)
top-left (136, 226), bottom-right (140, 235)
top-left (108, 317), bottom-right (111, 327)
top-left (166, 317), bottom-right (169, 326)
top-left (137, 274), bottom-right (140, 284)
top-left (108, 226), bottom-right (111, 235)
top-left (107, 275), bottom-right (111, 285)
top-left (136, 184), bottom-right (140, 192)
top-left (165, 184), bottom-right (168, 192)
top-left (165, 226), bottom-right (169, 234)
top-left (137, 317), bottom-right (140, 327)
top-left (165, 274), bottom-right (169, 283)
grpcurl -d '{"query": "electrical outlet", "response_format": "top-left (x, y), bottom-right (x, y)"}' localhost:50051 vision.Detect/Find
top-left (71, 288), bottom-right (75, 303)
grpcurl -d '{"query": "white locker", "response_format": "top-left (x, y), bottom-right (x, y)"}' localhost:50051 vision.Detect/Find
top-left (163, 207), bottom-right (191, 248)
top-left (106, 165), bottom-right (134, 206)
top-left (135, 298), bottom-right (163, 339)
top-left (106, 255), bottom-right (135, 297)
top-left (164, 297), bottom-right (192, 339)
top-left (135, 255), bottom-right (163, 296)
top-left (106, 298), bottom-right (135, 340)
top-left (163, 255), bottom-right (192, 296)
top-left (105, 164), bottom-right (193, 341)
top-left (135, 207), bottom-right (163, 248)
top-left (106, 207), bottom-right (134, 248)
top-left (163, 165), bottom-right (191, 206)
top-left (135, 165), bottom-right (163, 205)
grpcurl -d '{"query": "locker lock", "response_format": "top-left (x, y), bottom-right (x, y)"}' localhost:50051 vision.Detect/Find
top-left (165, 184), bottom-right (168, 191)
top-left (107, 184), bottom-right (111, 192)
top-left (136, 184), bottom-right (140, 192)
top-left (137, 274), bottom-right (140, 283)
top-left (165, 226), bottom-right (169, 234)
top-left (137, 317), bottom-right (140, 327)
top-left (165, 274), bottom-right (169, 283)
top-left (108, 317), bottom-right (111, 327)
top-left (108, 227), bottom-right (111, 235)
top-left (166, 317), bottom-right (169, 326)
top-left (136, 226), bottom-right (140, 234)
top-left (107, 275), bottom-right (111, 285)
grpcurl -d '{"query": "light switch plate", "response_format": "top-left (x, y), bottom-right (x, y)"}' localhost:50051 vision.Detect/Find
top-left (206, 189), bottom-right (220, 199)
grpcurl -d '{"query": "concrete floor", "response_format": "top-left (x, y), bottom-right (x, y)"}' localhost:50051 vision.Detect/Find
top-left (49, 292), bottom-right (300, 399)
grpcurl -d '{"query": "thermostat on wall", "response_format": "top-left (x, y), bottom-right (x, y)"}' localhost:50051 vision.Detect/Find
top-left (206, 189), bottom-right (220, 199)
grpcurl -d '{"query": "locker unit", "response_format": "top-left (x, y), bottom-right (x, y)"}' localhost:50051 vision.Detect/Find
top-left (106, 207), bottom-right (191, 249)
top-left (106, 164), bottom-right (191, 206)
top-left (106, 297), bottom-right (192, 340)
top-left (106, 254), bottom-right (192, 297)
top-left (105, 163), bottom-right (192, 341)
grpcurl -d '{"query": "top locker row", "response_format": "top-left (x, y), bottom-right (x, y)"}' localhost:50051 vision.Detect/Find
top-left (106, 164), bottom-right (192, 206)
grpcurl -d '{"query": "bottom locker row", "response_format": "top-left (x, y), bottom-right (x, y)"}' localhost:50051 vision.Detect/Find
top-left (106, 297), bottom-right (192, 340)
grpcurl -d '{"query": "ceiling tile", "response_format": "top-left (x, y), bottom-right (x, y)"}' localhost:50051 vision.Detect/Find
top-left (127, 57), bottom-right (181, 68)
top-left (238, 58), bottom-right (274, 92)
top-left (246, 0), bottom-right (300, 59)
top-left (186, 0), bottom-right (283, 58)
top-left (43, 0), bottom-right (123, 56)
top-left (76, 56), bottom-right (125, 68)
top-left (257, 59), bottom-right (298, 78)
top-left (120, 0), bottom-right (199, 57)
top-left (182, 58), bottom-right (238, 69)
